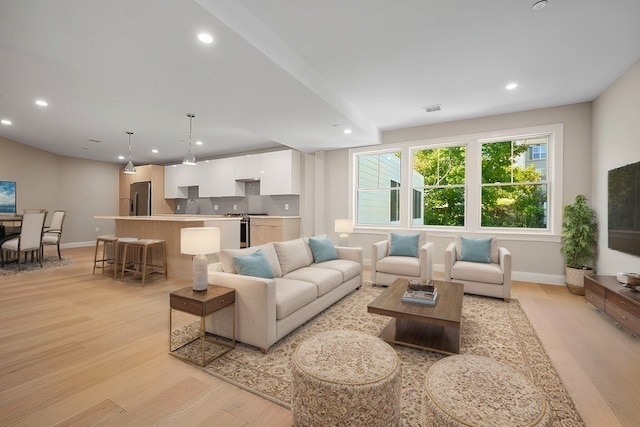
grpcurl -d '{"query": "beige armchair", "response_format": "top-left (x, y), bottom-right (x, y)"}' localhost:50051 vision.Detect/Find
top-left (41, 210), bottom-right (66, 259)
top-left (371, 232), bottom-right (434, 286)
top-left (444, 236), bottom-right (511, 301)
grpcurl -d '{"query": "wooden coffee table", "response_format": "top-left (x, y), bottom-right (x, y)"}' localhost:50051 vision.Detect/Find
top-left (367, 278), bottom-right (464, 355)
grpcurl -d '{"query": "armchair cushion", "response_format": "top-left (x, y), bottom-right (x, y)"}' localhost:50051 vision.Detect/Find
top-left (389, 232), bottom-right (420, 257)
top-left (233, 249), bottom-right (275, 279)
top-left (459, 236), bottom-right (492, 263)
top-left (308, 236), bottom-right (338, 263)
top-left (376, 255), bottom-right (421, 276)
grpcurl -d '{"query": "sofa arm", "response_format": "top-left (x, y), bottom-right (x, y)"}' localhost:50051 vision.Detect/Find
top-left (335, 245), bottom-right (364, 267)
top-left (419, 241), bottom-right (434, 281)
top-left (206, 269), bottom-right (277, 352)
top-left (444, 242), bottom-right (456, 281)
top-left (371, 240), bottom-right (388, 285)
top-left (499, 246), bottom-right (512, 299)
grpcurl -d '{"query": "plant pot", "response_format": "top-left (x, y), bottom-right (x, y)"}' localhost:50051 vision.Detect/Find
top-left (565, 266), bottom-right (594, 295)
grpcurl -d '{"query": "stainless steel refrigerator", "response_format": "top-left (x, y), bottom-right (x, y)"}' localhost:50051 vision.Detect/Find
top-left (129, 181), bottom-right (151, 216)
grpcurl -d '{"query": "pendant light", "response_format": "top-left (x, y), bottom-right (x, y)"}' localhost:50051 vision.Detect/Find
top-left (123, 131), bottom-right (136, 174)
top-left (183, 113), bottom-right (197, 165)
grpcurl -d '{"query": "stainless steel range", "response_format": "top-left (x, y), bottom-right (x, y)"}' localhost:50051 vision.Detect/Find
top-left (223, 213), bottom-right (268, 248)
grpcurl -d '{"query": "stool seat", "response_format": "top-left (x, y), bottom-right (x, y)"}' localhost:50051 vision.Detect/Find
top-left (423, 354), bottom-right (551, 427)
top-left (291, 329), bottom-right (402, 427)
top-left (120, 239), bottom-right (167, 284)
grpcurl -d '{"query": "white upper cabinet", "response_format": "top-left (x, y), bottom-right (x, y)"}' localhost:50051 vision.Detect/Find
top-left (212, 157), bottom-right (245, 197)
top-left (164, 164), bottom-right (193, 198)
top-left (259, 150), bottom-right (300, 195)
top-left (235, 154), bottom-right (262, 180)
top-left (196, 161), bottom-right (213, 198)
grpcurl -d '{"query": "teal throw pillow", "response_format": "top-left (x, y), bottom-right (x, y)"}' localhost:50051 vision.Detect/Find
top-left (309, 236), bottom-right (338, 263)
top-left (233, 249), bottom-right (275, 279)
top-left (459, 237), bottom-right (492, 263)
top-left (389, 233), bottom-right (420, 257)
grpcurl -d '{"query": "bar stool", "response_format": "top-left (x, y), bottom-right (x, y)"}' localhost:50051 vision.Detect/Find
top-left (120, 239), bottom-right (168, 284)
top-left (93, 235), bottom-right (119, 278)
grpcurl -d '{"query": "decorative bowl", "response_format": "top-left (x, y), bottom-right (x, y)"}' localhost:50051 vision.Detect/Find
top-left (627, 273), bottom-right (640, 287)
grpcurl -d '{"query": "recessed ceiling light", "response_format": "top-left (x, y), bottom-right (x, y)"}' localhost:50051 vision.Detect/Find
top-left (506, 82), bottom-right (518, 90)
top-left (1, 119), bottom-right (12, 125)
top-left (531, 0), bottom-right (548, 10)
top-left (343, 128), bottom-right (352, 135)
top-left (152, 149), bottom-right (158, 154)
top-left (35, 99), bottom-right (48, 107)
top-left (118, 155), bottom-right (125, 160)
top-left (196, 140), bottom-right (203, 146)
top-left (198, 33), bottom-right (213, 44)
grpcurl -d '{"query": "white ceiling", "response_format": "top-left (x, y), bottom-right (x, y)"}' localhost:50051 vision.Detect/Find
top-left (0, 0), bottom-right (638, 166)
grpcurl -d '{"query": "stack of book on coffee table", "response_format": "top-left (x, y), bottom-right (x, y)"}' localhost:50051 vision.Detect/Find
top-left (402, 281), bottom-right (437, 305)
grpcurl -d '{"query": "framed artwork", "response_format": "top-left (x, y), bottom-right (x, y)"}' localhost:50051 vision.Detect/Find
top-left (0, 181), bottom-right (17, 214)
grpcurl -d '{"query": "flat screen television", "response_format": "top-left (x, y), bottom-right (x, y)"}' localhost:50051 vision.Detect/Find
top-left (0, 181), bottom-right (17, 214)
top-left (608, 161), bottom-right (640, 257)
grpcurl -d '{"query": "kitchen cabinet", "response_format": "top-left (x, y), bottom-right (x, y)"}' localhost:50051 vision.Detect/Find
top-left (250, 216), bottom-right (300, 246)
top-left (164, 163), bottom-right (197, 198)
top-left (119, 164), bottom-right (174, 215)
top-left (212, 157), bottom-right (245, 197)
top-left (259, 150), bottom-right (300, 195)
top-left (235, 154), bottom-right (262, 180)
top-left (197, 161), bottom-right (213, 197)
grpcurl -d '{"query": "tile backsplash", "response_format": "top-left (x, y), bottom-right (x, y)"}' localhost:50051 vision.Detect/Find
top-left (174, 182), bottom-right (300, 216)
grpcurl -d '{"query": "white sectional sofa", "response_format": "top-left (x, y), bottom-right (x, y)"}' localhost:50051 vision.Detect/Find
top-left (205, 237), bottom-right (363, 353)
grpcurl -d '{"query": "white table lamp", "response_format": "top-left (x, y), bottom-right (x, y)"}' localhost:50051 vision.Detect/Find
top-left (181, 227), bottom-right (220, 292)
top-left (334, 219), bottom-right (353, 245)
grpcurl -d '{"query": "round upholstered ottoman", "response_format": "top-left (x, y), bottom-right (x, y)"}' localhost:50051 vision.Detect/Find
top-left (291, 329), bottom-right (402, 427)
top-left (423, 354), bottom-right (552, 427)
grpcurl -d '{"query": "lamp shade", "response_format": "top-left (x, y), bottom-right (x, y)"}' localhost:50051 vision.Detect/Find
top-left (334, 219), bottom-right (353, 234)
top-left (181, 227), bottom-right (220, 255)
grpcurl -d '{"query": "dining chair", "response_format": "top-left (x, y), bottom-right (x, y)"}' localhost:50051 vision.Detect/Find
top-left (1, 211), bottom-right (47, 270)
top-left (41, 210), bottom-right (66, 260)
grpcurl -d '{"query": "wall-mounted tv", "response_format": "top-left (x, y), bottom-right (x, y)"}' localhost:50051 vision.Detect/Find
top-left (0, 181), bottom-right (17, 214)
top-left (608, 161), bottom-right (640, 257)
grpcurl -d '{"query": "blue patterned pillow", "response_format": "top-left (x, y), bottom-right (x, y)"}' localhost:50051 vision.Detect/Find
top-left (309, 236), bottom-right (338, 263)
top-left (389, 233), bottom-right (420, 257)
top-left (459, 237), bottom-right (492, 263)
top-left (233, 249), bottom-right (275, 279)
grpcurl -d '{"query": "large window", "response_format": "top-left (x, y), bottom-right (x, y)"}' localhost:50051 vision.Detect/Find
top-left (480, 137), bottom-right (548, 229)
top-left (412, 145), bottom-right (466, 226)
top-left (351, 125), bottom-right (561, 234)
top-left (356, 151), bottom-right (401, 225)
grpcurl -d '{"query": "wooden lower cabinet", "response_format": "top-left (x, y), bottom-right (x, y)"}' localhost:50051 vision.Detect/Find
top-left (250, 216), bottom-right (300, 246)
top-left (584, 275), bottom-right (640, 336)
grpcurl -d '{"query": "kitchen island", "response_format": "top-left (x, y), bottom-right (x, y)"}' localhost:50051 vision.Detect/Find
top-left (94, 215), bottom-right (240, 279)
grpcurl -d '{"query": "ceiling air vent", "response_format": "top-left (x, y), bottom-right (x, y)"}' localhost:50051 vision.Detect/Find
top-left (423, 104), bottom-right (442, 113)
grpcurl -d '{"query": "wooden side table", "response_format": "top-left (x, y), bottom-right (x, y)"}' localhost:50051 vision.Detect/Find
top-left (169, 285), bottom-right (235, 366)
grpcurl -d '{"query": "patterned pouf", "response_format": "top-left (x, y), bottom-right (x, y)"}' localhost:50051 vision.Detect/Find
top-left (423, 354), bottom-right (552, 427)
top-left (291, 329), bottom-right (402, 427)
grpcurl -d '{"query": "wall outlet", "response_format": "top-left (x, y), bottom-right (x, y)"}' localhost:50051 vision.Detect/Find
top-left (233, 204), bottom-right (237, 211)
top-left (95, 227), bottom-right (100, 232)
top-left (214, 204), bottom-right (218, 210)
top-left (177, 205), bottom-right (181, 211)
top-left (285, 203), bottom-right (289, 210)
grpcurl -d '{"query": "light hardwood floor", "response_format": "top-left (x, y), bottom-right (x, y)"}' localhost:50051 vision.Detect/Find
top-left (0, 247), bottom-right (638, 426)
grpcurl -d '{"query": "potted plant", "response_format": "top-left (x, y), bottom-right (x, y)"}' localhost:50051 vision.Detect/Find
top-left (560, 194), bottom-right (598, 295)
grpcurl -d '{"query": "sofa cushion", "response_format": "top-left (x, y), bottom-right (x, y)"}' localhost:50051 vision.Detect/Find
top-left (233, 249), bottom-right (275, 279)
top-left (389, 232), bottom-right (420, 257)
top-left (284, 266), bottom-right (343, 296)
top-left (275, 278), bottom-right (318, 320)
top-left (376, 256), bottom-right (421, 277)
top-left (311, 259), bottom-right (361, 282)
top-left (219, 243), bottom-right (282, 277)
top-left (459, 236), bottom-right (492, 263)
top-left (308, 236), bottom-right (338, 263)
top-left (451, 261), bottom-right (504, 284)
top-left (274, 238), bottom-right (313, 275)
top-left (456, 235), bottom-right (498, 264)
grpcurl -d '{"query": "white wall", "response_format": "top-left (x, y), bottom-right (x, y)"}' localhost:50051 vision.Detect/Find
top-left (592, 60), bottom-right (640, 275)
top-left (315, 102), bottom-right (593, 285)
top-left (0, 136), bottom-right (119, 245)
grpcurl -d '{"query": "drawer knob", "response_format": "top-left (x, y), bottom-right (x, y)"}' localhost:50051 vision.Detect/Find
top-left (219, 299), bottom-right (225, 303)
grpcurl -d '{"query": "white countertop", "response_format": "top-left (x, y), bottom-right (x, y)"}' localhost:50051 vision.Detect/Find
top-left (94, 215), bottom-right (240, 222)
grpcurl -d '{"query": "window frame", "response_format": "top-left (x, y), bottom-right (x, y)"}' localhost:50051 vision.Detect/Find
top-left (349, 124), bottom-right (563, 239)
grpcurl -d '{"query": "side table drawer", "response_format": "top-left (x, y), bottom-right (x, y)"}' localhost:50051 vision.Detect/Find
top-left (170, 296), bottom-right (203, 315)
top-left (205, 292), bottom-right (235, 313)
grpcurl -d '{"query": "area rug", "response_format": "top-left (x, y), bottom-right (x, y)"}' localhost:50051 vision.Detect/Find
top-left (0, 255), bottom-right (71, 276)
top-left (173, 283), bottom-right (585, 426)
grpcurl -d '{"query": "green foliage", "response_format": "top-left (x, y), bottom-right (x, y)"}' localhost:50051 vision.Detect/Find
top-left (560, 195), bottom-right (598, 268)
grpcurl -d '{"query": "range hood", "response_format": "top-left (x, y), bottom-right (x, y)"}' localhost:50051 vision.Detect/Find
top-left (235, 177), bottom-right (261, 183)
